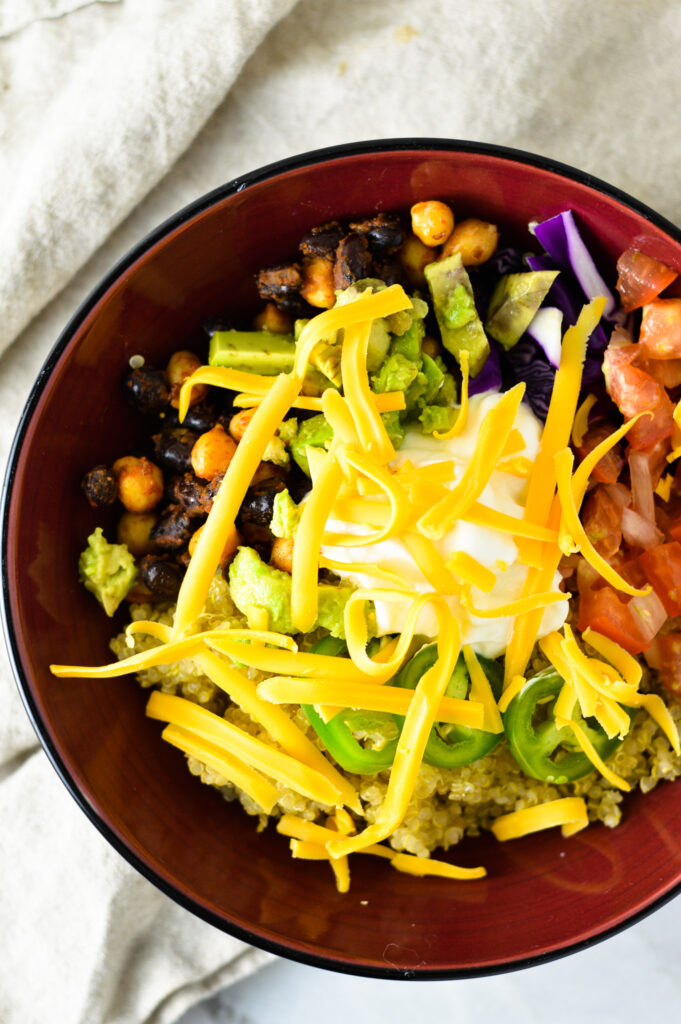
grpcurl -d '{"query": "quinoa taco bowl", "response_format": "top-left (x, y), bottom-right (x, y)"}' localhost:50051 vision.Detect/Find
top-left (5, 141), bottom-right (681, 975)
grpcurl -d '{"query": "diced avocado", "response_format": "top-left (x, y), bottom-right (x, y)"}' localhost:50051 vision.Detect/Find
top-left (335, 280), bottom-right (392, 371)
top-left (209, 330), bottom-right (295, 374)
top-left (228, 547), bottom-right (352, 637)
top-left (425, 253), bottom-right (489, 376)
top-left (436, 372), bottom-right (458, 408)
top-left (386, 296), bottom-right (429, 336)
top-left (78, 527), bottom-right (137, 617)
top-left (420, 352), bottom-right (445, 403)
top-left (371, 352), bottom-right (420, 396)
top-left (271, 490), bottom-right (300, 539)
top-left (443, 284), bottom-right (476, 329)
top-left (404, 371), bottom-right (429, 412)
top-left (390, 316), bottom-right (425, 362)
top-left (310, 339), bottom-right (342, 387)
top-left (419, 405), bottom-right (457, 435)
top-left (485, 270), bottom-right (559, 349)
top-left (380, 410), bottom-right (406, 448)
top-left (290, 415), bottom-right (334, 476)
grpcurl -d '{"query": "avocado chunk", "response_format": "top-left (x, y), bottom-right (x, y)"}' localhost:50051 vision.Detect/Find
top-left (290, 415), bottom-right (334, 476)
top-left (209, 330), bottom-right (295, 374)
top-left (485, 270), bottom-right (559, 349)
top-left (335, 280), bottom-right (392, 371)
top-left (78, 527), bottom-right (137, 616)
top-left (228, 546), bottom-right (352, 637)
top-left (270, 489), bottom-right (300, 539)
top-left (425, 253), bottom-right (489, 376)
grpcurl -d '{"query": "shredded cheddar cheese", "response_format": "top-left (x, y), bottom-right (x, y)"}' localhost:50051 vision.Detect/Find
top-left (54, 276), bottom-right (681, 897)
top-left (256, 676), bottom-right (485, 729)
top-left (146, 691), bottom-right (343, 806)
top-left (416, 383), bottom-right (525, 539)
top-left (434, 349), bottom-right (469, 440)
top-left (571, 393), bottom-right (597, 448)
top-left (162, 724), bottom-right (279, 814)
top-left (491, 798), bottom-right (589, 841)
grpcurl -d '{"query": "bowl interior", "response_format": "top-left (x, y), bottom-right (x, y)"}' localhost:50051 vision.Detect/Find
top-left (5, 143), bottom-right (681, 975)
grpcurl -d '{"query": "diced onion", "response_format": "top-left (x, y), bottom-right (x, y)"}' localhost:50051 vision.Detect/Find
top-left (621, 507), bottom-right (663, 550)
top-left (628, 450), bottom-right (655, 522)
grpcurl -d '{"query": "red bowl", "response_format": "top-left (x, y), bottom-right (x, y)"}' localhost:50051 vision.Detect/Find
top-left (4, 140), bottom-right (681, 978)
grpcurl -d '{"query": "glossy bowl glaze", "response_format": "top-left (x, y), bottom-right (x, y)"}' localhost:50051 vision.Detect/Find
top-left (4, 140), bottom-right (681, 978)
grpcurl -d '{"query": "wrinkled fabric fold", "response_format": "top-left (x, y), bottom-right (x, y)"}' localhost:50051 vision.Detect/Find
top-left (0, 0), bottom-right (299, 356)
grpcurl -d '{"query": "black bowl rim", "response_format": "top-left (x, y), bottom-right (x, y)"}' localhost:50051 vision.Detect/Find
top-left (3, 137), bottom-right (681, 981)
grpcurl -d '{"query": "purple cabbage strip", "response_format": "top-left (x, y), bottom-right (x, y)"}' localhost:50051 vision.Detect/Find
top-left (468, 338), bottom-right (502, 395)
top-left (526, 252), bottom-right (609, 352)
top-left (525, 306), bottom-right (563, 368)
top-left (501, 339), bottom-right (555, 421)
top-left (533, 210), bottom-right (622, 324)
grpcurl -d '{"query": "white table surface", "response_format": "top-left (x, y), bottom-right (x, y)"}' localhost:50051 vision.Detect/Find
top-left (176, 895), bottom-right (681, 1024)
top-left (4, 2), bottom-right (681, 1021)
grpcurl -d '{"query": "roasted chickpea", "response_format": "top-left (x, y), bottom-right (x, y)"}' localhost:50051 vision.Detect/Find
top-left (410, 200), bottom-right (454, 247)
top-left (188, 522), bottom-right (240, 567)
top-left (253, 302), bottom-right (294, 334)
top-left (229, 407), bottom-right (256, 442)
top-left (116, 511), bottom-right (158, 558)
top-left (399, 233), bottom-right (437, 288)
top-left (422, 335), bottom-right (443, 360)
top-left (166, 350), bottom-right (208, 409)
top-left (190, 424), bottom-right (237, 480)
top-left (442, 218), bottom-right (499, 266)
top-left (300, 254), bottom-right (336, 309)
top-left (270, 536), bottom-right (294, 574)
top-left (112, 456), bottom-right (164, 513)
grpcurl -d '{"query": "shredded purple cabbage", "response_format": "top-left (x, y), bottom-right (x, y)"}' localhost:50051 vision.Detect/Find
top-left (468, 338), bottom-right (502, 395)
top-left (533, 210), bottom-right (621, 323)
top-left (526, 252), bottom-right (609, 352)
top-left (501, 339), bottom-right (555, 421)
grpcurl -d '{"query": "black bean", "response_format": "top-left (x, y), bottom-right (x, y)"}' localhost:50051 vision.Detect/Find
top-left (181, 400), bottom-right (221, 434)
top-left (138, 555), bottom-right (183, 599)
top-left (152, 428), bottom-right (199, 475)
top-left (150, 506), bottom-right (195, 550)
top-left (165, 473), bottom-right (212, 518)
top-left (124, 367), bottom-right (170, 416)
top-left (237, 480), bottom-right (286, 549)
top-left (334, 233), bottom-right (372, 289)
top-left (372, 257), bottom-right (406, 287)
top-left (350, 214), bottom-right (404, 255)
top-left (300, 221), bottom-right (344, 259)
top-left (286, 461), bottom-right (312, 503)
top-left (367, 223), bottom-right (404, 255)
top-left (81, 465), bottom-right (117, 507)
top-left (255, 265), bottom-right (304, 313)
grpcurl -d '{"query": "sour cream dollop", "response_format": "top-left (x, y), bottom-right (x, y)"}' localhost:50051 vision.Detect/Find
top-left (320, 392), bottom-right (568, 658)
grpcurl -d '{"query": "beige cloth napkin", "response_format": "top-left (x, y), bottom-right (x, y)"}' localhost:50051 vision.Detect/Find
top-left (3, 1), bottom-right (681, 1023)
top-left (0, 2), bottom-right (298, 1023)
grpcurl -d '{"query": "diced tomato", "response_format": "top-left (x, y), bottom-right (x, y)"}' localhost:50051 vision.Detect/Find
top-left (638, 541), bottom-right (681, 616)
top-left (656, 633), bottom-right (681, 697)
top-left (577, 585), bottom-right (653, 654)
top-left (616, 248), bottom-right (678, 312)
top-left (603, 347), bottom-right (675, 450)
top-left (669, 519), bottom-right (681, 543)
top-left (638, 356), bottom-right (681, 389)
top-left (608, 553), bottom-right (648, 590)
top-left (576, 421), bottom-right (623, 484)
top-left (639, 299), bottom-right (681, 359)
top-left (581, 485), bottom-right (622, 558)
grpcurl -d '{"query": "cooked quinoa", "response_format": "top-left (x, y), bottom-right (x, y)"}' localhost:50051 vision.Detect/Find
top-left (111, 575), bottom-right (681, 859)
